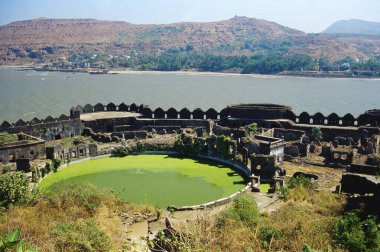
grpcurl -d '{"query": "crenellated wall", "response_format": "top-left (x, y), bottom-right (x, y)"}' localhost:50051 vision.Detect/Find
top-left (69, 102), bottom-right (380, 127)
top-left (0, 113), bottom-right (82, 140)
top-left (1, 103), bottom-right (379, 139)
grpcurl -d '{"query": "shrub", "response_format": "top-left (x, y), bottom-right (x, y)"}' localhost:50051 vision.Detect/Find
top-left (1, 164), bottom-right (11, 174)
top-left (31, 165), bottom-right (40, 183)
top-left (52, 158), bottom-right (62, 172)
top-left (277, 187), bottom-right (290, 201)
top-left (0, 172), bottom-right (30, 208)
top-left (311, 128), bottom-right (323, 141)
top-left (174, 135), bottom-right (202, 157)
top-left (111, 147), bottom-right (129, 157)
top-left (44, 162), bottom-right (51, 173)
top-left (258, 226), bottom-right (282, 249)
top-left (332, 212), bottom-right (380, 251)
top-left (48, 182), bottom-right (107, 215)
top-left (288, 175), bottom-right (314, 190)
top-left (51, 219), bottom-right (111, 252)
top-left (245, 123), bottom-right (258, 137)
top-left (218, 195), bottom-right (259, 226)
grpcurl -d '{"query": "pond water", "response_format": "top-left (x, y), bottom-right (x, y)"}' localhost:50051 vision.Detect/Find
top-left (39, 155), bottom-right (246, 208)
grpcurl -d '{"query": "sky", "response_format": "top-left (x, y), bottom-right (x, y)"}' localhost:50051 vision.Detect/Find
top-left (0, 0), bottom-right (379, 33)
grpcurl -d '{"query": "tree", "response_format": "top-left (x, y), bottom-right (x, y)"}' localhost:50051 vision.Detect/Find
top-left (245, 123), bottom-right (258, 137)
top-left (0, 172), bottom-right (30, 208)
top-left (332, 212), bottom-right (380, 251)
top-left (311, 127), bottom-right (323, 141)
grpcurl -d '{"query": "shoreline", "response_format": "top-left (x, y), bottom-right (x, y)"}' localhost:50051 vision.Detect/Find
top-left (1, 65), bottom-right (380, 80)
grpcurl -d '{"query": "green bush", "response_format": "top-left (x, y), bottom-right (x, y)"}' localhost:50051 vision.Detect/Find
top-left (245, 123), bottom-right (258, 137)
top-left (48, 182), bottom-right (107, 215)
top-left (52, 158), bottom-right (62, 172)
top-left (311, 128), bottom-right (323, 141)
top-left (288, 175), bottom-right (314, 190)
top-left (44, 162), bottom-right (51, 173)
top-left (277, 187), bottom-right (290, 201)
top-left (332, 212), bottom-right (380, 252)
top-left (258, 226), bottom-right (282, 249)
top-left (1, 164), bottom-right (11, 174)
top-left (174, 135), bottom-right (201, 157)
top-left (51, 219), bottom-right (111, 252)
top-left (111, 147), bottom-right (129, 157)
top-left (0, 172), bottom-right (30, 208)
top-left (219, 195), bottom-right (259, 226)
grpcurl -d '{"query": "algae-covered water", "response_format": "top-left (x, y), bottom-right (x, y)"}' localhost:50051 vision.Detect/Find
top-left (39, 155), bottom-right (246, 207)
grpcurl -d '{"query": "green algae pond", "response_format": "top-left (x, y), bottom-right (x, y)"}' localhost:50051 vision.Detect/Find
top-left (39, 155), bottom-right (247, 208)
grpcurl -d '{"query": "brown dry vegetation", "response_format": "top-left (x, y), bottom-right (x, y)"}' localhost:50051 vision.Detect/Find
top-left (165, 189), bottom-right (346, 252)
top-left (0, 16), bottom-right (378, 65)
top-left (0, 183), bottom-right (155, 251)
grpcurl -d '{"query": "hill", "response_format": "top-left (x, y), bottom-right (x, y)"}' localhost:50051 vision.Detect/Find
top-left (322, 19), bottom-right (380, 35)
top-left (0, 16), bottom-right (379, 66)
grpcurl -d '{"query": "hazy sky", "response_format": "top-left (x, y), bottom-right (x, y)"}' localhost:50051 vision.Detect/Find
top-left (0, 0), bottom-right (379, 33)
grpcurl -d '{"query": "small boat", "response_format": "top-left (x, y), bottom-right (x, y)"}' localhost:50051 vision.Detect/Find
top-left (89, 70), bottom-right (109, 75)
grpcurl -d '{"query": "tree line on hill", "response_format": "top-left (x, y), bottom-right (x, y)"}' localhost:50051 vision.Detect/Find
top-left (100, 48), bottom-right (380, 75)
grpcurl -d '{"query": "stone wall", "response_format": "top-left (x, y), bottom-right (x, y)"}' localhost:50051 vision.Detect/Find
top-left (1, 116), bottom-right (82, 141)
top-left (0, 134), bottom-right (45, 164)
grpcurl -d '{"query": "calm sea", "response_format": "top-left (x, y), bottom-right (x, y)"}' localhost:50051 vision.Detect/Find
top-left (0, 68), bottom-right (379, 123)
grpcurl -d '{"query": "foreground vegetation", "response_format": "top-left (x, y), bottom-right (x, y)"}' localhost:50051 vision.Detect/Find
top-left (0, 173), bottom-right (155, 251)
top-left (152, 176), bottom-right (380, 252)
top-left (1, 171), bottom-right (379, 251)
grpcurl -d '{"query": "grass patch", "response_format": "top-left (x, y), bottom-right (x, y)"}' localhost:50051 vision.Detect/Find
top-left (0, 132), bottom-right (17, 145)
top-left (260, 183), bottom-right (271, 193)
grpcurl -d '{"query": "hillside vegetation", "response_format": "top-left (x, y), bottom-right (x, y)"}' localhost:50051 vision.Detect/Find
top-left (1, 16), bottom-right (380, 67)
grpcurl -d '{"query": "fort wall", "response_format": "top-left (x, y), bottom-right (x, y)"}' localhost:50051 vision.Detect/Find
top-left (1, 103), bottom-right (380, 140)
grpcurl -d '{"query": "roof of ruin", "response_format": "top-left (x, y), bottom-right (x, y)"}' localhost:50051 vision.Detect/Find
top-left (80, 111), bottom-right (142, 121)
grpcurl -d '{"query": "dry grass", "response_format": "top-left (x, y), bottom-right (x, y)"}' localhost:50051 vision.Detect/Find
top-left (0, 184), bottom-right (155, 251)
top-left (170, 190), bottom-right (347, 252)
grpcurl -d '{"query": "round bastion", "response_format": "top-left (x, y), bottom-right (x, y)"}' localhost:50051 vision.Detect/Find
top-left (227, 104), bottom-right (293, 120)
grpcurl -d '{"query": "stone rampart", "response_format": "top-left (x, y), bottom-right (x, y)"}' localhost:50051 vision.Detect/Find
top-left (1, 116), bottom-right (82, 141)
top-left (2, 103), bottom-right (380, 140)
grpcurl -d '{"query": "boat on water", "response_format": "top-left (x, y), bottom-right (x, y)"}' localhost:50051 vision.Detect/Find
top-left (89, 70), bottom-right (109, 75)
